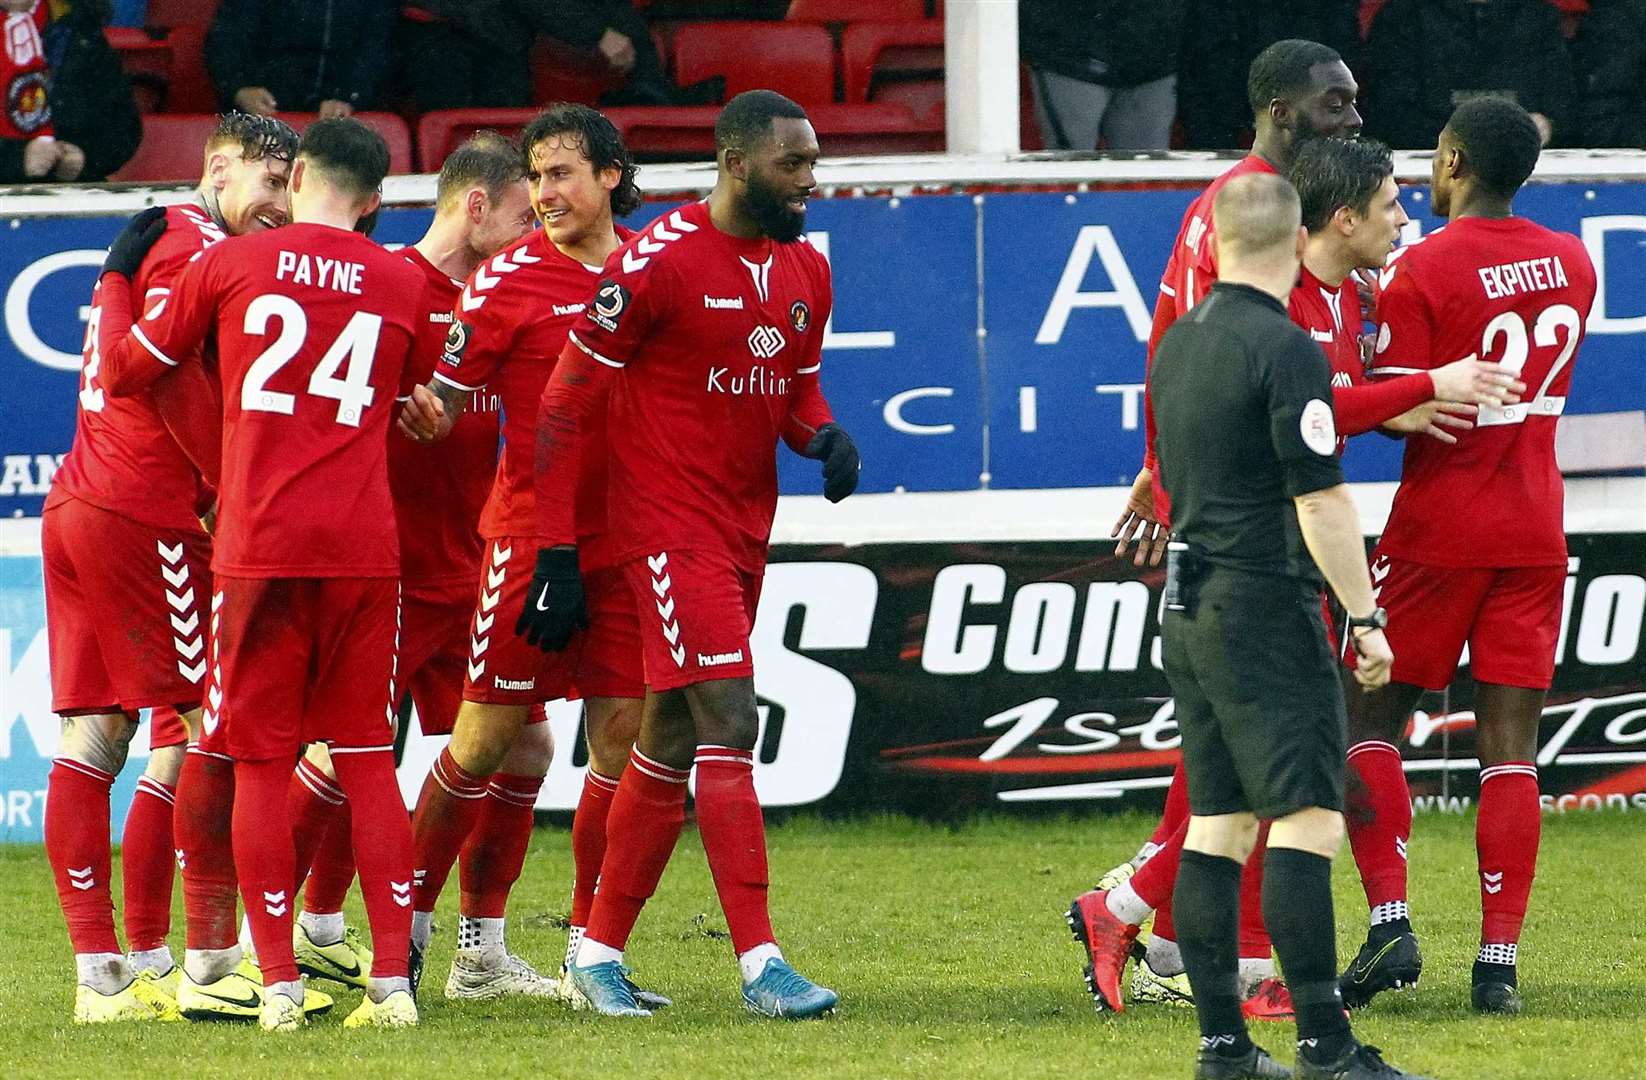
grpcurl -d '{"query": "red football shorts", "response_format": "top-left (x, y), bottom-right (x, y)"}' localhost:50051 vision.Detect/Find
top-left (399, 580), bottom-right (473, 737)
top-left (41, 494), bottom-right (212, 716)
top-left (147, 706), bottom-right (189, 751)
top-left (1370, 550), bottom-right (1565, 692)
top-left (624, 548), bottom-right (760, 692)
top-left (460, 538), bottom-right (644, 706)
top-left (205, 576), bottom-right (400, 761)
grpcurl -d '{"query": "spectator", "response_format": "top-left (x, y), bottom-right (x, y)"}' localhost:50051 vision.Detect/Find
top-left (1576, 0), bottom-right (1645, 146)
top-left (205, 0), bottom-right (395, 118)
top-left (398, 0), bottom-right (720, 113)
top-left (43, 0), bottom-right (142, 180)
top-left (1020, 0), bottom-right (1185, 151)
top-left (1177, 0), bottom-right (1361, 149)
top-left (1361, 0), bottom-right (1574, 148)
top-left (0, 0), bottom-right (85, 183)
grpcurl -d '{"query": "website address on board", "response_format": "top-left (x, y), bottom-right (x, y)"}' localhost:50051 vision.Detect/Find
top-left (1412, 792), bottom-right (1646, 815)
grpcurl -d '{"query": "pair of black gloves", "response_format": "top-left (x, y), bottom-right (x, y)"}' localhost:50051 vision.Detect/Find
top-left (518, 425), bottom-right (861, 651)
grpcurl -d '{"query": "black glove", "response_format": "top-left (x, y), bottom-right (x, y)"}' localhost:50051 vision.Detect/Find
top-left (804, 423), bottom-right (860, 503)
top-left (103, 205), bottom-right (168, 279)
top-left (515, 545), bottom-right (589, 652)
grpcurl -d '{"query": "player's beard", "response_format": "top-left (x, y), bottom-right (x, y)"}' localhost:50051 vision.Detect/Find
top-left (742, 171), bottom-right (807, 243)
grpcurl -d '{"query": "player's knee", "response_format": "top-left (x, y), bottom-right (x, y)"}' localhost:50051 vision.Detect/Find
top-left (584, 696), bottom-right (642, 775)
top-left (145, 744), bottom-right (186, 786)
top-left (303, 740), bottom-right (337, 780)
top-left (499, 719), bottom-right (554, 776)
top-left (1269, 807), bottom-right (1345, 859)
top-left (57, 712), bottom-right (139, 775)
top-left (687, 679), bottom-right (760, 750)
top-left (1184, 812), bottom-right (1259, 862)
top-left (450, 702), bottom-right (529, 775)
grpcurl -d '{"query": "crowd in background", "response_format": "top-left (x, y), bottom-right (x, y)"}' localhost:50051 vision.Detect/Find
top-left (3, 0), bottom-right (1645, 186)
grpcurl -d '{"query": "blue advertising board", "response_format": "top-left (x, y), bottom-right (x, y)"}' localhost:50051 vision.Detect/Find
top-left (4, 182), bottom-right (1645, 516)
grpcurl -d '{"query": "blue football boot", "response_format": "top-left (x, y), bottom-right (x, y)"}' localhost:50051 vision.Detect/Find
top-left (740, 958), bottom-right (838, 1019)
top-left (568, 961), bottom-right (652, 1018)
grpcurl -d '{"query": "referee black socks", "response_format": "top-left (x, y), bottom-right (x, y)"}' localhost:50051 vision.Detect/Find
top-left (1175, 849), bottom-right (1252, 1057)
top-left (1262, 846), bottom-right (1353, 1064)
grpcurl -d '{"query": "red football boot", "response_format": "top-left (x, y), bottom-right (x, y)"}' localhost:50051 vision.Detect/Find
top-left (1241, 977), bottom-right (1295, 1022)
top-left (1066, 889), bottom-right (1140, 1014)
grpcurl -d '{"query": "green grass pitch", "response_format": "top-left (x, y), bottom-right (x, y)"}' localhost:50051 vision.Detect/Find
top-left (1, 812), bottom-right (1641, 1079)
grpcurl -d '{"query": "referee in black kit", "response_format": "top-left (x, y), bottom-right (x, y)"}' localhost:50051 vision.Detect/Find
top-left (1151, 173), bottom-right (1429, 1080)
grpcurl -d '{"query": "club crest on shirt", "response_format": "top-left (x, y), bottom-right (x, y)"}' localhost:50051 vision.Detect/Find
top-left (442, 320), bottom-right (470, 366)
top-left (590, 279), bottom-right (630, 333)
top-left (1300, 398), bottom-right (1337, 456)
top-left (790, 300), bottom-right (811, 333)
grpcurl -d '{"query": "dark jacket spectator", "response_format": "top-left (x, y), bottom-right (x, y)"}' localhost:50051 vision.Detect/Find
top-left (1576, 0), bottom-right (1646, 146)
top-left (43, 0), bottom-right (141, 180)
top-left (205, 0), bottom-right (395, 116)
top-left (1361, 0), bottom-right (1575, 148)
top-left (1177, 0), bottom-right (1361, 149)
top-left (1020, 0), bottom-right (1184, 89)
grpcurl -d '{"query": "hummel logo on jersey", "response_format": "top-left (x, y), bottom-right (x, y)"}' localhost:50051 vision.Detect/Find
top-left (704, 295), bottom-right (744, 310)
top-left (698, 649), bottom-right (745, 668)
top-left (553, 303), bottom-right (586, 317)
top-left (495, 676), bottom-right (535, 691)
top-left (428, 311), bottom-right (453, 324)
top-left (1311, 328), bottom-right (1334, 343)
top-left (706, 364), bottom-right (791, 397)
top-left (747, 325), bottom-right (786, 359)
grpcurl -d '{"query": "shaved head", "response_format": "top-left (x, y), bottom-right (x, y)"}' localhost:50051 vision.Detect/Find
top-left (1213, 173), bottom-right (1303, 262)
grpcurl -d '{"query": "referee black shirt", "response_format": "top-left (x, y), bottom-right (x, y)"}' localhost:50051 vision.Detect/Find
top-left (1152, 281), bottom-right (1345, 584)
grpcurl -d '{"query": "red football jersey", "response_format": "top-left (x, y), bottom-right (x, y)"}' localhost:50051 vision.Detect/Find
top-left (388, 247), bottom-right (498, 589)
top-left (1142, 154), bottom-right (1278, 510)
top-left (1370, 216), bottom-right (1597, 567)
top-left (433, 228), bottom-right (624, 566)
top-left (49, 203), bottom-right (226, 531)
top-left (129, 222), bottom-right (428, 578)
top-left (556, 201), bottom-right (834, 573)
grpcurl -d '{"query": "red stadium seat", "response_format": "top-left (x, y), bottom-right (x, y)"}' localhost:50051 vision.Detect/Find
top-left (530, 36), bottom-right (623, 107)
top-left (786, 0), bottom-right (926, 22)
top-left (416, 108), bottom-right (539, 172)
top-left (841, 20), bottom-right (942, 102)
top-left (609, 101), bottom-right (938, 160)
top-left (276, 112), bottom-right (415, 174)
top-left (110, 113), bottom-right (218, 181)
top-left (873, 79), bottom-right (943, 126)
top-left (160, 22), bottom-right (217, 113)
top-left (105, 27), bottom-right (173, 113)
top-left (672, 22), bottom-right (835, 105)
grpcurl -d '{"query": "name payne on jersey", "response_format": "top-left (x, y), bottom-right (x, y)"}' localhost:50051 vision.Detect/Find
top-left (706, 364), bottom-right (791, 397)
top-left (1478, 255), bottom-right (1570, 301)
top-left (274, 250), bottom-right (366, 295)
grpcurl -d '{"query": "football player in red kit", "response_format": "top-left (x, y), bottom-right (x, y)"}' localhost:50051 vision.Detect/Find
top-left (95, 119), bottom-right (430, 1032)
top-left (1071, 136), bottom-right (1528, 1019)
top-left (280, 131), bottom-right (534, 993)
top-left (521, 91), bottom-right (859, 1019)
top-left (397, 104), bottom-right (660, 1005)
top-left (1353, 97), bottom-right (1596, 1017)
top-left (1076, 38), bottom-right (1368, 1020)
top-left (41, 112), bottom-right (298, 1024)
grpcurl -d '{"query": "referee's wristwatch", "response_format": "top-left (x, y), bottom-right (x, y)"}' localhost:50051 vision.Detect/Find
top-left (1347, 607), bottom-right (1388, 635)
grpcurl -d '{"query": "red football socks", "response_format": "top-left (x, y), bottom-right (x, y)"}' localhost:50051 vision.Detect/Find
top-left (1346, 740), bottom-right (1413, 911)
top-left (1238, 822), bottom-right (1272, 960)
top-left (459, 772), bottom-right (544, 919)
top-left (120, 775), bottom-right (177, 953)
top-left (1477, 762), bottom-right (1540, 947)
top-left (288, 757), bottom-right (345, 892)
top-left (45, 758), bottom-right (120, 956)
top-left (693, 745), bottom-right (775, 955)
top-left (411, 746), bottom-right (489, 914)
top-left (570, 770), bottom-right (620, 927)
top-left (331, 749), bottom-right (414, 979)
top-left (232, 757), bottom-right (300, 984)
top-left (1150, 762), bottom-right (1190, 846)
top-left (175, 748), bottom-right (239, 950)
top-left (1130, 819), bottom-right (1186, 910)
top-left (584, 748), bottom-right (688, 951)
top-left (304, 802), bottom-right (357, 914)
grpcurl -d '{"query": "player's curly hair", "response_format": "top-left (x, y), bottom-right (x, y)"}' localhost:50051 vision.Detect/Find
top-left (521, 103), bottom-right (642, 218)
top-left (1290, 137), bottom-right (1394, 233)
top-left (1247, 39), bottom-right (1343, 118)
top-left (203, 111), bottom-right (299, 165)
top-left (1447, 96), bottom-right (1542, 200)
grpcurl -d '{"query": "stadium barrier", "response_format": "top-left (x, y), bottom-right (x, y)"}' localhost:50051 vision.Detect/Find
top-left (2, 154), bottom-right (1643, 838)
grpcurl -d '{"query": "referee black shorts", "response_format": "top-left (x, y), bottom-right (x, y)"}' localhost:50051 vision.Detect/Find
top-left (1162, 569), bottom-right (1347, 819)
